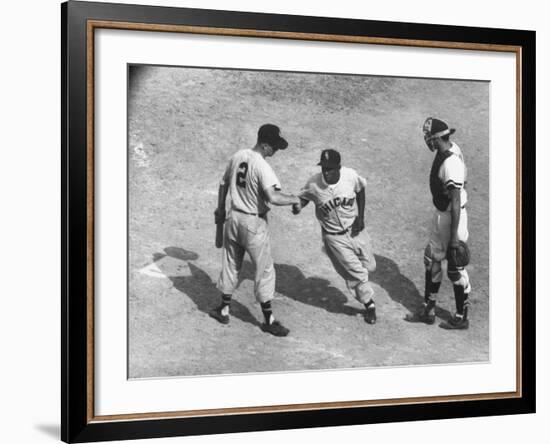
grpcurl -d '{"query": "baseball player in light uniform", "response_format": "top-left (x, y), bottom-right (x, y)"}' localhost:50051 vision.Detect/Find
top-left (406, 117), bottom-right (471, 329)
top-left (292, 149), bottom-right (378, 324)
top-left (210, 124), bottom-right (300, 337)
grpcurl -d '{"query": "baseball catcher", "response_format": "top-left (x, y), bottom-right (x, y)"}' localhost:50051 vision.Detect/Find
top-left (406, 117), bottom-right (472, 330)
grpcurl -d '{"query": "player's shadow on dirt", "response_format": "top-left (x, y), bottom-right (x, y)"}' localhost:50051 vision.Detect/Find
top-left (155, 247), bottom-right (262, 327)
top-left (239, 261), bottom-right (362, 316)
top-left (239, 255), bottom-right (451, 321)
top-left (370, 254), bottom-right (452, 320)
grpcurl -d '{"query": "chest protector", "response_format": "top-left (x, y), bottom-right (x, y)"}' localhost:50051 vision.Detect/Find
top-left (429, 150), bottom-right (454, 211)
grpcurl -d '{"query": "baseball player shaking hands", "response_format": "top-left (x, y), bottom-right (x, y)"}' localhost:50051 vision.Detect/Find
top-left (406, 117), bottom-right (472, 330)
top-left (292, 149), bottom-right (378, 325)
top-left (210, 124), bottom-right (301, 337)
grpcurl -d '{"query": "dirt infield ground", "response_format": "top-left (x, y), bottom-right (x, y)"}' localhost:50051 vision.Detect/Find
top-left (127, 65), bottom-right (489, 378)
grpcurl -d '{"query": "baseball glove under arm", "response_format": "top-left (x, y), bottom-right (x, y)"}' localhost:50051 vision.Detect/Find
top-left (214, 208), bottom-right (226, 224)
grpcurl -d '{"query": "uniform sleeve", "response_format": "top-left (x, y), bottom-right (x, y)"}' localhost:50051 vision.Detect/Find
top-left (299, 180), bottom-right (313, 201)
top-left (258, 160), bottom-right (281, 192)
top-left (353, 170), bottom-right (367, 193)
top-left (439, 155), bottom-right (465, 189)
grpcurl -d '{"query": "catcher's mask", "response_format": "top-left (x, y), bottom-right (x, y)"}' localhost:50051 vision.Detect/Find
top-left (423, 117), bottom-right (455, 152)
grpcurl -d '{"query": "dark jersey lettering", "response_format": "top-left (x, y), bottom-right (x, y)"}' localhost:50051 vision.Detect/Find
top-left (320, 196), bottom-right (356, 216)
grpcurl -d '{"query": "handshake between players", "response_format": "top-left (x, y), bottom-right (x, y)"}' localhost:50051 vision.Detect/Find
top-left (211, 119), bottom-right (472, 337)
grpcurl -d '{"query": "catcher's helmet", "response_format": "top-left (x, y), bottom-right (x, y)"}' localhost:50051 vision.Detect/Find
top-left (423, 117), bottom-right (455, 151)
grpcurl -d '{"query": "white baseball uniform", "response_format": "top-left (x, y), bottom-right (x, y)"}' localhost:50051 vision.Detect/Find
top-left (426, 142), bottom-right (470, 291)
top-left (299, 167), bottom-right (376, 303)
top-left (217, 148), bottom-right (280, 303)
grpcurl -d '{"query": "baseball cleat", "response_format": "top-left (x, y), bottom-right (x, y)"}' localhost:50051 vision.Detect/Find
top-left (209, 306), bottom-right (230, 325)
top-left (404, 309), bottom-right (436, 325)
top-left (364, 306), bottom-right (377, 325)
top-left (261, 320), bottom-right (289, 337)
top-left (440, 314), bottom-right (469, 330)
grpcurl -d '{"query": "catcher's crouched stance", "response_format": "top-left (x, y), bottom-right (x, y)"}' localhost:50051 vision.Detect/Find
top-left (406, 117), bottom-right (472, 330)
top-left (210, 124), bottom-right (300, 337)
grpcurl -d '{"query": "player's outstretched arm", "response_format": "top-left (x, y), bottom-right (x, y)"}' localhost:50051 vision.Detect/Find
top-left (264, 186), bottom-right (300, 206)
top-left (292, 198), bottom-right (309, 215)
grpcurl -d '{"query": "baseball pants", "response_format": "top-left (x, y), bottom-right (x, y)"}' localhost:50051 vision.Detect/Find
top-left (217, 210), bottom-right (275, 303)
top-left (323, 229), bottom-right (376, 303)
top-left (425, 208), bottom-right (471, 291)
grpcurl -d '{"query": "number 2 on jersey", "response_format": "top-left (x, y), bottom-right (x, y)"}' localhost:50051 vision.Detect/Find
top-left (236, 162), bottom-right (248, 188)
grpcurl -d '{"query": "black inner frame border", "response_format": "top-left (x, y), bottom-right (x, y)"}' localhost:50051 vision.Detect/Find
top-left (62, 1), bottom-right (535, 442)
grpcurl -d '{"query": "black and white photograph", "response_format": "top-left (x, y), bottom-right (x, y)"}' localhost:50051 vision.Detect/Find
top-left (127, 65), bottom-right (489, 379)
top-left (1, 0), bottom-right (543, 442)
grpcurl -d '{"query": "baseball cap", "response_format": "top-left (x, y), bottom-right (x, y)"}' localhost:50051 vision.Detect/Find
top-left (423, 117), bottom-right (455, 139)
top-left (257, 124), bottom-right (288, 150)
top-left (317, 149), bottom-right (341, 168)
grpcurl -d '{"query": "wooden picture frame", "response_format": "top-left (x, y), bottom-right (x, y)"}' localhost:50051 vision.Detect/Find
top-left (62, 1), bottom-right (535, 442)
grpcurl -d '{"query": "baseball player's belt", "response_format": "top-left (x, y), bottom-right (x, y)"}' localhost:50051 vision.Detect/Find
top-left (322, 227), bottom-right (350, 236)
top-left (233, 207), bottom-right (267, 219)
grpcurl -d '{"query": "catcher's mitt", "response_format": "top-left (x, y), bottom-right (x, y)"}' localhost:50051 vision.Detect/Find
top-left (447, 241), bottom-right (470, 268)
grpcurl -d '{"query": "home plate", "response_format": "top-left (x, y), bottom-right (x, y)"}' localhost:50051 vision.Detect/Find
top-left (138, 256), bottom-right (192, 278)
